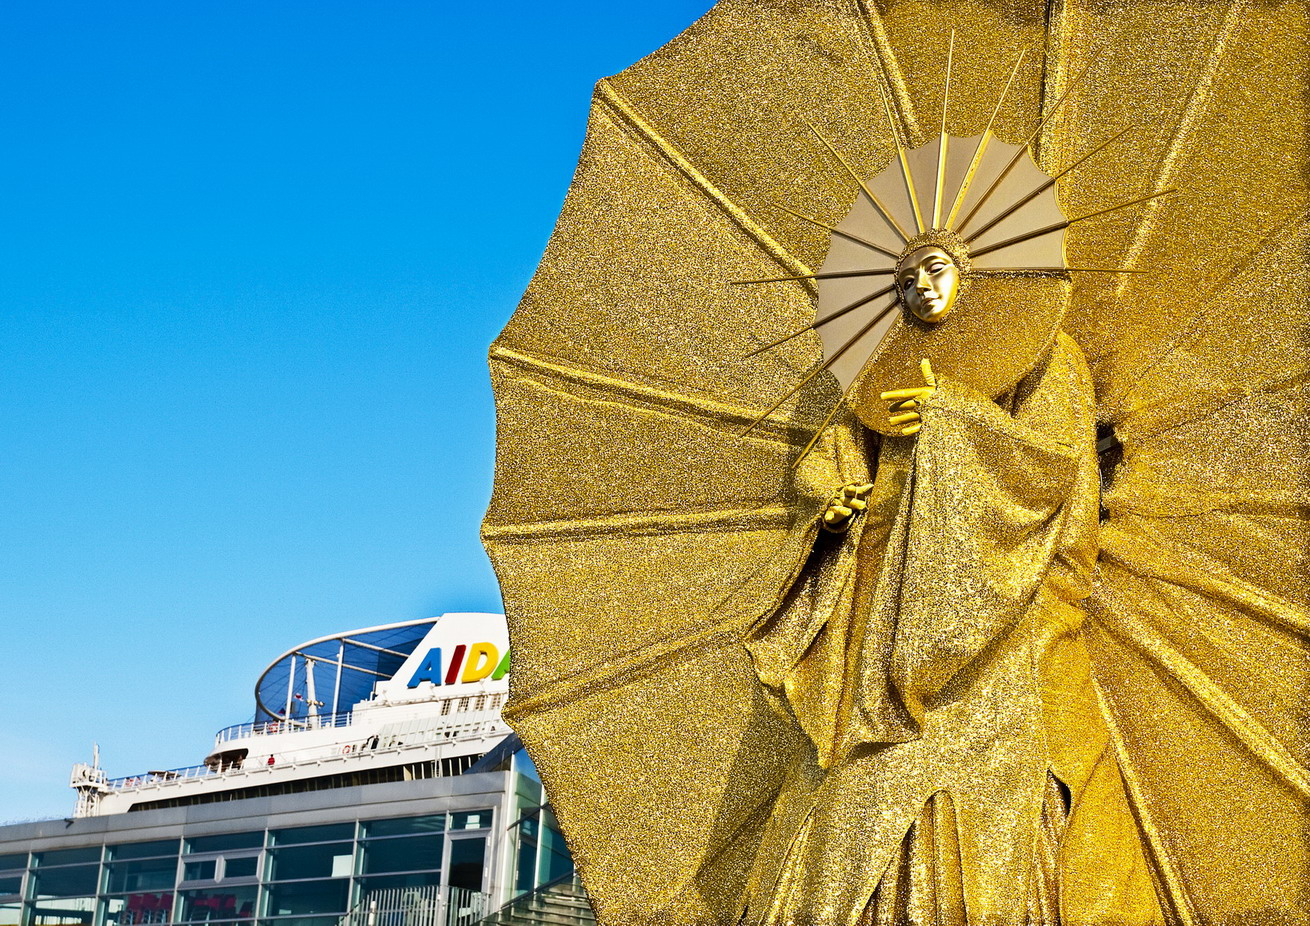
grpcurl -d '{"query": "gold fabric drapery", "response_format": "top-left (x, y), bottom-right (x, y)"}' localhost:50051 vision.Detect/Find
top-left (745, 334), bottom-right (1161, 922)
top-left (483, 1), bottom-right (1309, 922)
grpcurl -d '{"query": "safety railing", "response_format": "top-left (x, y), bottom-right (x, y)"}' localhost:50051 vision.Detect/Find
top-left (105, 704), bottom-right (508, 792)
top-left (106, 764), bottom-right (214, 790)
top-left (339, 884), bottom-right (490, 926)
top-left (215, 710), bottom-right (355, 745)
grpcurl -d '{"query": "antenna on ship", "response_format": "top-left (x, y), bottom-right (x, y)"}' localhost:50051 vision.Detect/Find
top-left (69, 743), bottom-right (109, 818)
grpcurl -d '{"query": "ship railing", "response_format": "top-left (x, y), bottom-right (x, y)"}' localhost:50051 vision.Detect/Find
top-left (104, 706), bottom-right (509, 792)
top-left (215, 710), bottom-right (355, 745)
top-left (104, 764), bottom-right (215, 790)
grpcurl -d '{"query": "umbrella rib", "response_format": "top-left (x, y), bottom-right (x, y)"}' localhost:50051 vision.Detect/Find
top-left (745, 284), bottom-right (897, 357)
top-left (1108, 0), bottom-right (1245, 311)
top-left (1096, 605), bottom-right (1310, 799)
top-left (965, 126), bottom-right (1134, 243)
top-left (742, 297), bottom-right (897, 436)
top-left (1105, 207), bottom-right (1309, 415)
top-left (596, 80), bottom-right (815, 289)
top-left (1092, 679), bottom-right (1201, 926)
top-left (482, 504), bottom-right (794, 544)
top-left (490, 345), bottom-right (802, 443)
top-left (946, 49), bottom-right (1027, 228)
top-left (1100, 528), bottom-right (1309, 639)
top-left (852, 0), bottom-right (922, 142)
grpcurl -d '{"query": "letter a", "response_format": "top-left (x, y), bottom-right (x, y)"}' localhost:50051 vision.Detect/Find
top-left (407, 649), bottom-right (443, 688)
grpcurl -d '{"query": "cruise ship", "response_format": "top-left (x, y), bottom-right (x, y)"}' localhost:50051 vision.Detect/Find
top-left (0, 613), bottom-right (595, 926)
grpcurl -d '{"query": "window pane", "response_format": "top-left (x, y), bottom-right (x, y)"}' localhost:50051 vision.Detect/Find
top-left (514, 834), bottom-right (537, 894)
top-left (361, 836), bottom-right (440, 875)
top-left (30, 895), bottom-right (96, 925)
top-left (103, 891), bottom-right (174, 926)
top-left (446, 838), bottom-right (486, 892)
top-left (186, 834), bottom-right (261, 855)
top-left (37, 848), bottom-right (100, 867)
top-left (108, 841), bottom-right (177, 861)
top-left (362, 815), bottom-right (444, 839)
top-left (222, 857), bottom-right (258, 880)
top-left (177, 886), bottom-right (256, 923)
top-left (34, 865), bottom-right (99, 898)
top-left (0, 875), bottom-right (20, 898)
top-left (0, 901), bottom-right (20, 926)
top-left (267, 845), bottom-right (352, 882)
top-left (449, 811), bottom-right (491, 831)
top-left (0, 855), bottom-right (25, 871)
top-left (266, 880), bottom-right (349, 917)
top-left (183, 860), bottom-right (216, 882)
top-left (540, 822), bottom-right (574, 883)
top-left (107, 857), bottom-right (176, 893)
top-left (268, 824), bottom-right (352, 846)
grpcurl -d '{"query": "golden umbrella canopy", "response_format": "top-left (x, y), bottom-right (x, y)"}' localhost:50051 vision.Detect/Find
top-left (483, 1), bottom-right (1308, 922)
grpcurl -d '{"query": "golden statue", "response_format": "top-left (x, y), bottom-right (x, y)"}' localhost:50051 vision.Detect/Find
top-left (483, 2), bottom-right (1308, 923)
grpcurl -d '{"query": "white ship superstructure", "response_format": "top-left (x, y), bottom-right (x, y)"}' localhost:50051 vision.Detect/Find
top-left (0, 611), bottom-right (594, 926)
top-left (71, 613), bottom-right (512, 818)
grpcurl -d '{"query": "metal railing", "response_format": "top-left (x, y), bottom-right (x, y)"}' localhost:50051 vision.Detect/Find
top-left (340, 884), bottom-right (490, 926)
top-left (104, 706), bottom-right (509, 792)
top-left (484, 872), bottom-right (594, 925)
top-left (105, 764), bottom-right (216, 790)
top-left (215, 710), bottom-right (355, 744)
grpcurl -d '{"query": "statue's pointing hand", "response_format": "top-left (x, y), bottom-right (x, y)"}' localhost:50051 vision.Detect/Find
top-left (821, 482), bottom-right (875, 534)
top-left (880, 359), bottom-right (937, 437)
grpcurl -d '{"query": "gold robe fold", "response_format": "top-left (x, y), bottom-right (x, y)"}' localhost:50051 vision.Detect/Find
top-left (744, 333), bottom-right (1162, 925)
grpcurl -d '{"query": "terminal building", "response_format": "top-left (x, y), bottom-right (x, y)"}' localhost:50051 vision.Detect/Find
top-left (0, 614), bottom-right (594, 926)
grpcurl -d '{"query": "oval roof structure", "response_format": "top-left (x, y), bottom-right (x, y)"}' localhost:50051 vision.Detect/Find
top-left (255, 618), bottom-right (440, 722)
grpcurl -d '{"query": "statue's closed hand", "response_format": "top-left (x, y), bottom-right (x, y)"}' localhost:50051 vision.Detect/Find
top-left (821, 482), bottom-right (875, 533)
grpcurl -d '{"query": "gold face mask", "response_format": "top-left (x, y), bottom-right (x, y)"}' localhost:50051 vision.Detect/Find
top-left (897, 245), bottom-right (961, 323)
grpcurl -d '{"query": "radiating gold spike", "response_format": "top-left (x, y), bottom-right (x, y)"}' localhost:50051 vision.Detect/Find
top-left (970, 188), bottom-right (1177, 259)
top-left (774, 203), bottom-right (902, 260)
top-left (880, 90), bottom-right (924, 234)
top-left (966, 126), bottom-right (1133, 242)
top-left (946, 49), bottom-right (1026, 228)
top-left (976, 267), bottom-right (1152, 274)
top-left (731, 267), bottom-right (893, 286)
top-left (800, 117), bottom-right (910, 242)
top-left (932, 31), bottom-right (955, 229)
top-left (744, 284), bottom-right (897, 357)
top-left (1065, 267), bottom-right (1151, 273)
top-left (955, 51), bottom-right (1102, 236)
top-left (1066, 188), bottom-right (1177, 225)
top-left (792, 394), bottom-right (849, 469)
top-left (741, 297), bottom-right (898, 436)
top-left (967, 220), bottom-right (1068, 258)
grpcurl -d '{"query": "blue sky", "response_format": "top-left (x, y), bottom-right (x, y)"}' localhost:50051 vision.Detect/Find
top-left (0, 1), bottom-right (716, 822)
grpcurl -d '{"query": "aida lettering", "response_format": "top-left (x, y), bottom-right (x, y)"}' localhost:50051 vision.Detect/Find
top-left (406, 643), bottom-right (510, 688)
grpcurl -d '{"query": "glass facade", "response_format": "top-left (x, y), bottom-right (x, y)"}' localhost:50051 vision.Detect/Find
top-left (0, 812), bottom-right (508, 926)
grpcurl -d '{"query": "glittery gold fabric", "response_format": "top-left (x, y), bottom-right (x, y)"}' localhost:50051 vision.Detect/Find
top-left (483, 1), bottom-right (1309, 923)
top-left (744, 334), bottom-right (1161, 923)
